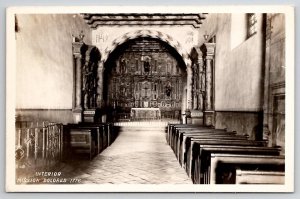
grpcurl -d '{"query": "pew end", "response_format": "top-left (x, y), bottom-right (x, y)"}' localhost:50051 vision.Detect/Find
top-left (235, 168), bottom-right (285, 184)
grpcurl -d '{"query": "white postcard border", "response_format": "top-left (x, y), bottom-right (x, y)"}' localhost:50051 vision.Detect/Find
top-left (6, 5), bottom-right (295, 192)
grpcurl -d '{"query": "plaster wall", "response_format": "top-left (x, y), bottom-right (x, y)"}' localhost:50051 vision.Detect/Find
top-left (198, 13), bottom-right (264, 111)
top-left (197, 13), bottom-right (265, 137)
top-left (16, 14), bottom-right (92, 110)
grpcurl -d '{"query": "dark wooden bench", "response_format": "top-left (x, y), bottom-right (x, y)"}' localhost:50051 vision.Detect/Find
top-left (192, 145), bottom-right (281, 184)
top-left (170, 127), bottom-right (212, 150)
top-left (209, 154), bottom-right (285, 184)
top-left (177, 130), bottom-right (239, 163)
top-left (66, 128), bottom-right (95, 160)
top-left (172, 128), bottom-right (222, 149)
top-left (185, 138), bottom-right (268, 177)
top-left (167, 124), bottom-right (206, 145)
top-left (67, 123), bottom-right (105, 155)
top-left (79, 122), bottom-right (116, 146)
top-left (178, 131), bottom-right (245, 165)
top-left (235, 168), bottom-right (285, 184)
top-left (167, 124), bottom-right (284, 185)
top-left (175, 129), bottom-right (237, 158)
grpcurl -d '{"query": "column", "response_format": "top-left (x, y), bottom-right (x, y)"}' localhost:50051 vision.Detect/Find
top-left (72, 41), bottom-right (84, 123)
top-left (97, 61), bottom-right (104, 107)
top-left (192, 63), bottom-right (198, 110)
top-left (185, 64), bottom-right (193, 124)
top-left (97, 61), bottom-right (106, 123)
top-left (186, 64), bottom-right (193, 110)
top-left (198, 57), bottom-right (205, 111)
top-left (204, 42), bottom-right (216, 126)
top-left (74, 54), bottom-right (82, 110)
top-left (205, 56), bottom-right (213, 110)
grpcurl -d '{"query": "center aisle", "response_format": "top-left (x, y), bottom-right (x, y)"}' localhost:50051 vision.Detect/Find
top-left (62, 125), bottom-right (192, 184)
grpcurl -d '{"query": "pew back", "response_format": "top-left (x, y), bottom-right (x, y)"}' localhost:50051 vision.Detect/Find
top-left (210, 154), bottom-right (285, 184)
top-left (193, 145), bottom-right (281, 184)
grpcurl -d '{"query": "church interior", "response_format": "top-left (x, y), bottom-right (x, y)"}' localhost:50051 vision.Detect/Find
top-left (14, 12), bottom-right (286, 185)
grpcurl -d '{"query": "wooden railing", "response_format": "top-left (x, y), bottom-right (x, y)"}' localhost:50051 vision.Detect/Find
top-left (15, 121), bottom-right (63, 170)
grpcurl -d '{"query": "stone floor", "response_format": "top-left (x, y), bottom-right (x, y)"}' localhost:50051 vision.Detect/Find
top-left (61, 125), bottom-right (192, 184)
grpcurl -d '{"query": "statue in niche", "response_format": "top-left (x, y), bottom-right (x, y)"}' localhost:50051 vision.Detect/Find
top-left (165, 81), bottom-right (172, 97)
top-left (120, 58), bottom-right (127, 74)
top-left (144, 60), bottom-right (150, 73)
top-left (143, 56), bottom-right (151, 74)
top-left (166, 61), bottom-right (171, 74)
top-left (83, 59), bottom-right (97, 109)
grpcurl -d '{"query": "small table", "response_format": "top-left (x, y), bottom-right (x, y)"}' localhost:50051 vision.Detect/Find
top-left (130, 108), bottom-right (161, 120)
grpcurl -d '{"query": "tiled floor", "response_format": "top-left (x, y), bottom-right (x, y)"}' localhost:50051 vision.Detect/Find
top-left (61, 125), bottom-right (192, 184)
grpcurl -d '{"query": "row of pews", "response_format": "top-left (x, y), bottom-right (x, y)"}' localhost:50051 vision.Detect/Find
top-left (15, 120), bottom-right (117, 171)
top-left (167, 124), bottom-right (285, 184)
top-left (63, 122), bottom-right (118, 160)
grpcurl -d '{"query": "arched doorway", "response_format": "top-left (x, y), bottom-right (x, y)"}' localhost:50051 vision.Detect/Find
top-left (103, 37), bottom-right (187, 123)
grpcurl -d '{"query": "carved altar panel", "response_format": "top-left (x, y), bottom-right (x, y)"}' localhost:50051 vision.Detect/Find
top-left (106, 38), bottom-right (185, 119)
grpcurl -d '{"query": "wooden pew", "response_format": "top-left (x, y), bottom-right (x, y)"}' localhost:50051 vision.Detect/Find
top-left (209, 154), bottom-right (285, 184)
top-left (67, 123), bottom-right (105, 154)
top-left (170, 127), bottom-right (212, 150)
top-left (79, 122), bottom-right (111, 149)
top-left (235, 169), bottom-right (285, 184)
top-left (178, 132), bottom-right (246, 165)
top-left (167, 124), bottom-right (206, 145)
top-left (66, 128), bottom-right (95, 160)
top-left (192, 145), bottom-right (281, 184)
top-left (176, 129), bottom-right (239, 159)
top-left (105, 123), bottom-right (116, 146)
top-left (81, 122), bottom-right (116, 146)
top-left (185, 138), bottom-right (264, 177)
top-left (172, 128), bottom-right (225, 149)
top-left (177, 129), bottom-right (240, 163)
top-left (64, 124), bottom-right (107, 159)
top-left (167, 124), bottom-right (284, 185)
top-left (167, 124), bottom-right (200, 140)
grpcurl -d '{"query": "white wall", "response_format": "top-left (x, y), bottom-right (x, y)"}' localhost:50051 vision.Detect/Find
top-left (16, 14), bottom-right (92, 109)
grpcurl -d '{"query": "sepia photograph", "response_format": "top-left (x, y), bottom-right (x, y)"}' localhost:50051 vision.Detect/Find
top-left (6, 5), bottom-right (294, 192)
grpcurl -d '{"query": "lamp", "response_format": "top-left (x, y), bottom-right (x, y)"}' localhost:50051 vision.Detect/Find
top-left (72, 31), bottom-right (85, 43)
top-left (79, 31), bottom-right (85, 42)
top-left (204, 31), bottom-right (209, 41)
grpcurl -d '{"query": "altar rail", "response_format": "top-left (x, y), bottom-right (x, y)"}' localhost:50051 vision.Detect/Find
top-left (15, 121), bottom-right (63, 170)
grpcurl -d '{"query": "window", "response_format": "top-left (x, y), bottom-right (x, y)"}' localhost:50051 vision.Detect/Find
top-left (247, 13), bottom-right (257, 38)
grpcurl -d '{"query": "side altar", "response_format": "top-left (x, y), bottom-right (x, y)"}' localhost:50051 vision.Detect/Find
top-left (130, 108), bottom-right (161, 120)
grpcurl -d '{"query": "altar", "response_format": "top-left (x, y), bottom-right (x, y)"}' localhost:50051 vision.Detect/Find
top-left (130, 108), bottom-right (161, 120)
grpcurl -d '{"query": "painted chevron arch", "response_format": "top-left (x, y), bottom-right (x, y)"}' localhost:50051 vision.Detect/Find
top-left (101, 29), bottom-right (191, 67)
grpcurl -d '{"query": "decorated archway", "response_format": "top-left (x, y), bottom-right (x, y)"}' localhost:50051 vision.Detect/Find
top-left (101, 30), bottom-right (191, 67)
top-left (102, 37), bottom-right (187, 122)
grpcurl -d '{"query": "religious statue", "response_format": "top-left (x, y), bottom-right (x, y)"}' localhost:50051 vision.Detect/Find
top-left (144, 60), bottom-right (150, 73)
top-left (165, 82), bottom-right (172, 97)
top-left (83, 59), bottom-right (98, 109)
top-left (120, 58), bottom-right (127, 74)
